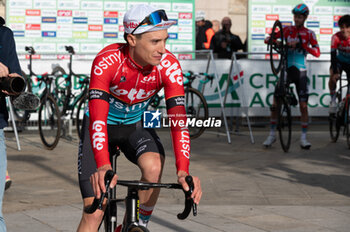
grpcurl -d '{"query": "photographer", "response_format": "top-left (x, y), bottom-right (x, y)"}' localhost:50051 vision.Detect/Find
top-left (210, 16), bottom-right (244, 59)
top-left (0, 16), bottom-right (23, 231)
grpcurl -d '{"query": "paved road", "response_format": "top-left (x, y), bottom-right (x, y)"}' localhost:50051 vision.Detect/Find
top-left (3, 124), bottom-right (350, 231)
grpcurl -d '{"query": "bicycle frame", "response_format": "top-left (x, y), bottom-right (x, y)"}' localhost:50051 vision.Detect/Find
top-left (85, 150), bottom-right (197, 232)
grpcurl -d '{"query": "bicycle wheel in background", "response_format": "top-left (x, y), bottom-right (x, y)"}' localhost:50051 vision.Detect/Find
top-left (269, 20), bottom-right (285, 76)
top-left (346, 100), bottom-right (350, 149)
top-left (76, 95), bottom-right (88, 138)
top-left (277, 97), bottom-right (292, 152)
top-left (329, 95), bottom-right (341, 142)
top-left (51, 65), bottom-right (69, 116)
top-left (11, 70), bottom-right (33, 122)
top-left (38, 95), bottom-right (61, 150)
top-left (185, 88), bottom-right (209, 139)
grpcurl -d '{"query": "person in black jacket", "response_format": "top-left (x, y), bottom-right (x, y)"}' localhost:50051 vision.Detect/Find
top-left (210, 17), bottom-right (244, 59)
top-left (196, 17), bottom-right (215, 50)
top-left (0, 16), bottom-right (23, 231)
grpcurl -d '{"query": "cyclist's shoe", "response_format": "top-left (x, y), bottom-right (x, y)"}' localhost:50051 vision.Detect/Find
top-left (5, 174), bottom-right (12, 191)
top-left (300, 138), bottom-right (311, 150)
top-left (329, 101), bottom-right (337, 114)
top-left (263, 135), bottom-right (276, 147)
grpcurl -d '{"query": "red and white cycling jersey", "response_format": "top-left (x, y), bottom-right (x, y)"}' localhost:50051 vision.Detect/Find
top-left (265, 25), bottom-right (320, 70)
top-left (88, 43), bottom-right (190, 174)
top-left (331, 31), bottom-right (350, 66)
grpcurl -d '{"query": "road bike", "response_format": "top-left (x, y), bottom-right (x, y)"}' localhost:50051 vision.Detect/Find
top-left (267, 20), bottom-right (298, 152)
top-left (23, 46), bottom-right (61, 149)
top-left (329, 76), bottom-right (350, 148)
top-left (149, 71), bottom-right (210, 139)
top-left (51, 46), bottom-right (89, 120)
top-left (84, 149), bottom-right (197, 232)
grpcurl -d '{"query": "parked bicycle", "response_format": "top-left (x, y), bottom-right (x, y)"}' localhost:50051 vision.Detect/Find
top-left (22, 46), bottom-right (61, 149)
top-left (267, 20), bottom-right (298, 152)
top-left (51, 46), bottom-right (89, 137)
top-left (329, 76), bottom-right (350, 148)
top-left (51, 46), bottom-right (89, 116)
top-left (84, 148), bottom-right (197, 232)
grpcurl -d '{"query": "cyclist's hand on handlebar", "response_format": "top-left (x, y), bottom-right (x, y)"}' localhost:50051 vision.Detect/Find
top-left (90, 164), bottom-right (118, 199)
top-left (177, 171), bottom-right (202, 205)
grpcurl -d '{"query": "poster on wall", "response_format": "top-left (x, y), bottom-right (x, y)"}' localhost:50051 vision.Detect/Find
top-left (248, 0), bottom-right (350, 60)
top-left (6, 0), bottom-right (195, 59)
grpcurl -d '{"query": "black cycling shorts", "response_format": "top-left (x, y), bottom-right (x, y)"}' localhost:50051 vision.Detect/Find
top-left (283, 66), bottom-right (309, 102)
top-left (78, 116), bottom-right (165, 198)
top-left (330, 61), bottom-right (350, 80)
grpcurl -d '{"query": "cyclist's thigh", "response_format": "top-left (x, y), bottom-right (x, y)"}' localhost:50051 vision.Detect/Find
top-left (288, 66), bottom-right (308, 102)
top-left (341, 62), bottom-right (350, 80)
top-left (119, 126), bottom-right (165, 165)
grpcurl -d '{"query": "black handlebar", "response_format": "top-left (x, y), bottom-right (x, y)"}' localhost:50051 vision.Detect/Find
top-left (84, 170), bottom-right (197, 220)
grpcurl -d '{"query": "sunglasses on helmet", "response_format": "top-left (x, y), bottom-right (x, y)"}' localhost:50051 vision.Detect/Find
top-left (131, 9), bottom-right (169, 34)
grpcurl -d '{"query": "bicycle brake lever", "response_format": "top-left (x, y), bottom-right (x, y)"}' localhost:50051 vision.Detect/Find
top-left (177, 176), bottom-right (197, 219)
top-left (84, 170), bottom-right (115, 214)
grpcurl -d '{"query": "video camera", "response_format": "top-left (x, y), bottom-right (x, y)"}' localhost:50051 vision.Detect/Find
top-left (0, 76), bottom-right (26, 95)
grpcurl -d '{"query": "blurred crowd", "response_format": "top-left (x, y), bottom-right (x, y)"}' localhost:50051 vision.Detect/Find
top-left (195, 12), bottom-right (246, 59)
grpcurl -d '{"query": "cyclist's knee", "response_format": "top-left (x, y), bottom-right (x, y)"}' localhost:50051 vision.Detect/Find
top-left (78, 211), bottom-right (104, 232)
top-left (138, 152), bottom-right (164, 182)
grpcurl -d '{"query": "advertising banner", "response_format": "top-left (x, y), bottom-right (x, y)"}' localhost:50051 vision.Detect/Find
top-left (180, 59), bottom-right (334, 117)
top-left (6, 0), bottom-right (195, 59)
top-left (247, 0), bottom-right (350, 60)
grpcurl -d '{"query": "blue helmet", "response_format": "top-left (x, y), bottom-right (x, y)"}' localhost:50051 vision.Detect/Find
top-left (292, 4), bottom-right (309, 16)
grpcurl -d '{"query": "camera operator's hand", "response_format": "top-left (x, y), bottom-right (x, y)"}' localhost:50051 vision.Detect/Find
top-left (0, 62), bottom-right (9, 77)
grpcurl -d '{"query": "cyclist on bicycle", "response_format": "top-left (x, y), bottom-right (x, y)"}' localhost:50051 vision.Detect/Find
top-left (77, 4), bottom-right (202, 232)
top-left (263, 3), bottom-right (320, 149)
top-left (328, 14), bottom-right (350, 113)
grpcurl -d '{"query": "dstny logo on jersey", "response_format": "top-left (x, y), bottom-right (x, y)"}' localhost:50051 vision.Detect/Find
top-left (143, 110), bottom-right (161, 128)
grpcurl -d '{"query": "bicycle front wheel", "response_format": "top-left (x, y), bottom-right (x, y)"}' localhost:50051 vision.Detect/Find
top-left (329, 101), bottom-right (341, 143)
top-left (277, 97), bottom-right (292, 152)
top-left (269, 20), bottom-right (285, 76)
top-left (329, 112), bottom-right (340, 143)
top-left (185, 88), bottom-right (209, 139)
top-left (38, 95), bottom-right (61, 149)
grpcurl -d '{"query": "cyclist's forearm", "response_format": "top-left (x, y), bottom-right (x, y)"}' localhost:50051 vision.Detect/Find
top-left (305, 45), bottom-right (320, 57)
top-left (89, 98), bottom-right (111, 168)
top-left (167, 105), bottom-right (190, 174)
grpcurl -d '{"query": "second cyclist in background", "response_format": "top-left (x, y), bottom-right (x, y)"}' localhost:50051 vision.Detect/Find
top-left (328, 14), bottom-right (350, 113)
top-left (263, 3), bottom-right (320, 149)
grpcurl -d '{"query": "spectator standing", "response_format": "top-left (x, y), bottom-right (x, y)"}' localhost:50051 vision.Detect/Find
top-left (0, 16), bottom-right (24, 231)
top-left (210, 17), bottom-right (244, 59)
top-left (195, 15), bottom-right (215, 50)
